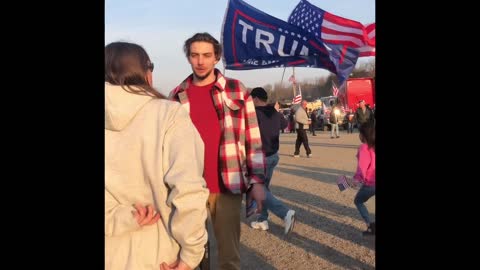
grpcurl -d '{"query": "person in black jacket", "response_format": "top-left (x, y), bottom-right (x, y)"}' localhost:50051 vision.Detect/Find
top-left (249, 87), bottom-right (296, 235)
top-left (288, 109), bottom-right (296, 133)
top-left (355, 100), bottom-right (374, 130)
top-left (310, 110), bottom-right (318, 136)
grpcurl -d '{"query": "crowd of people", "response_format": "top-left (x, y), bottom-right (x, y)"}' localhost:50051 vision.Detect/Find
top-left (105, 32), bottom-right (375, 270)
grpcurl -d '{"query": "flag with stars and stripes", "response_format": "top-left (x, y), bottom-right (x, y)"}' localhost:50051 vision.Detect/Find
top-left (337, 175), bottom-right (360, 191)
top-left (332, 82), bottom-right (339, 97)
top-left (288, 0), bottom-right (375, 57)
top-left (292, 85), bottom-right (302, 104)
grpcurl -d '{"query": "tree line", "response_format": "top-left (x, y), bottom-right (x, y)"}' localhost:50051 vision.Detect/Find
top-left (257, 59), bottom-right (375, 104)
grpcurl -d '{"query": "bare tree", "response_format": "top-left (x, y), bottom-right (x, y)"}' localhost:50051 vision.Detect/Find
top-left (247, 59), bottom-right (375, 104)
top-left (351, 58), bottom-right (375, 78)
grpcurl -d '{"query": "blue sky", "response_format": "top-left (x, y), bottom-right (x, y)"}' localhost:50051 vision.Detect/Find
top-left (105, 0), bottom-right (375, 95)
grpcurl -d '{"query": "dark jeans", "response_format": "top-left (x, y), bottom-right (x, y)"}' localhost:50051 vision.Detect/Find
top-left (348, 122), bottom-right (354, 133)
top-left (357, 121), bottom-right (371, 131)
top-left (354, 184), bottom-right (375, 225)
top-left (310, 122), bottom-right (316, 135)
top-left (258, 153), bottom-right (289, 222)
top-left (294, 129), bottom-right (311, 155)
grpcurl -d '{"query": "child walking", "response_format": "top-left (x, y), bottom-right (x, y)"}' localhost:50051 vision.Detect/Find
top-left (353, 122), bottom-right (376, 236)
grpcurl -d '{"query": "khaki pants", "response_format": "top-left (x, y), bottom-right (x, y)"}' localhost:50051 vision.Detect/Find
top-left (207, 193), bottom-right (242, 270)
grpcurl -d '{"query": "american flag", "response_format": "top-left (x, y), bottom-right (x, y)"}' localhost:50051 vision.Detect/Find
top-left (288, 75), bottom-right (296, 84)
top-left (358, 45), bottom-right (375, 57)
top-left (292, 85), bottom-right (302, 104)
top-left (359, 22), bottom-right (375, 56)
top-left (337, 175), bottom-right (349, 191)
top-left (332, 82), bottom-right (339, 97)
top-left (288, 0), bottom-right (375, 57)
top-left (337, 175), bottom-right (359, 191)
top-left (365, 22), bottom-right (376, 46)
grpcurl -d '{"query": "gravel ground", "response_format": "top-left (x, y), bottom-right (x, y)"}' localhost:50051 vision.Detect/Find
top-left (239, 130), bottom-right (375, 270)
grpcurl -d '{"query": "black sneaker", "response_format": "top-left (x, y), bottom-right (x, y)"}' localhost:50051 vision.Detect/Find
top-left (362, 222), bottom-right (375, 236)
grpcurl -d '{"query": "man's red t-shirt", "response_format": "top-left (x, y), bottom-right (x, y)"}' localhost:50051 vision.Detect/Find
top-left (186, 82), bottom-right (222, 193)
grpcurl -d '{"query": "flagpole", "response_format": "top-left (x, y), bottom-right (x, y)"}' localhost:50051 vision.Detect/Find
top-left (280, 67), bottom-right (286, 85)
top-left (332, 80), bottom-right (335, 96)
top-left (292, 67), bottom-right (296, 98)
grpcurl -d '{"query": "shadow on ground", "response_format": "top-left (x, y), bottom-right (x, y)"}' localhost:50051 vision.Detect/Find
top-left (240, 243), bottom-right (277, 270)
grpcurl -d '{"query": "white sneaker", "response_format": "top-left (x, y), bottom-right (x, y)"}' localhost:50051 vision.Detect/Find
top-left (293, 154), bottom-right (300, 158)
top-left (284, 210), bottom-right (296, 235)
top-left (251, 220), bottom-right (269, 231)
top-left (307, 154), bottom-right (312, 158)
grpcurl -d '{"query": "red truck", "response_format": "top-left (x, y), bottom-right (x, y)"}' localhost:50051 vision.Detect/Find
top-left (341, 77), bottom-right (375, 111)
top-left (317, 77), bottom-right (375, 131)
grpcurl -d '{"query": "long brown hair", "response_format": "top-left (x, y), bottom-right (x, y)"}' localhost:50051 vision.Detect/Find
top-left (105, 42), bottom-right (165, 98)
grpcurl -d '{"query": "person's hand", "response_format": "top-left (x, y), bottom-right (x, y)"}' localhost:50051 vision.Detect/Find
top-left (132, 203), bottom-right (161, 226)
top-left (348, 177), bottom-right (361, 189)
top-left (160, 260), bottom-right (192, 270)
top-left (247, 183), bottom-right (265, 214)
top-left (352, 179), bottom-right (362, 189)
top-left (274, 102), bottom-right (280, 112)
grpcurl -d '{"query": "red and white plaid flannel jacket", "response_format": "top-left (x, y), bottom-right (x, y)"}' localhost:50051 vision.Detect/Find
top-left (169, 69), bottom-right (265, 194)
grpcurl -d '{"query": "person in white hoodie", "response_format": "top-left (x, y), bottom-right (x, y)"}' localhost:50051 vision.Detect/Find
top-left (293, 100), bottom-right (312, 158)
top-left (105, 41), bottom-right (209, 270)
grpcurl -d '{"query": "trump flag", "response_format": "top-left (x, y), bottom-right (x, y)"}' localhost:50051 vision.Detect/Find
top-left (221, 0), bottom-right (358, 84)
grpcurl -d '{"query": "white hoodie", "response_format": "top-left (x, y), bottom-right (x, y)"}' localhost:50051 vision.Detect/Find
top-left (294, 106), bottom-right (310, 129)
top-left (105, 83), bottom-right (208, 270)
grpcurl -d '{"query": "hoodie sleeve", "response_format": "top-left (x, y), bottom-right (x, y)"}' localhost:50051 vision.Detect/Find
top-left (353, 144), bottom-right (372, 183)
top-left (104, 188), bottom-right (140, 237)
top-left (162, 105), bottom-right (209, 269)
